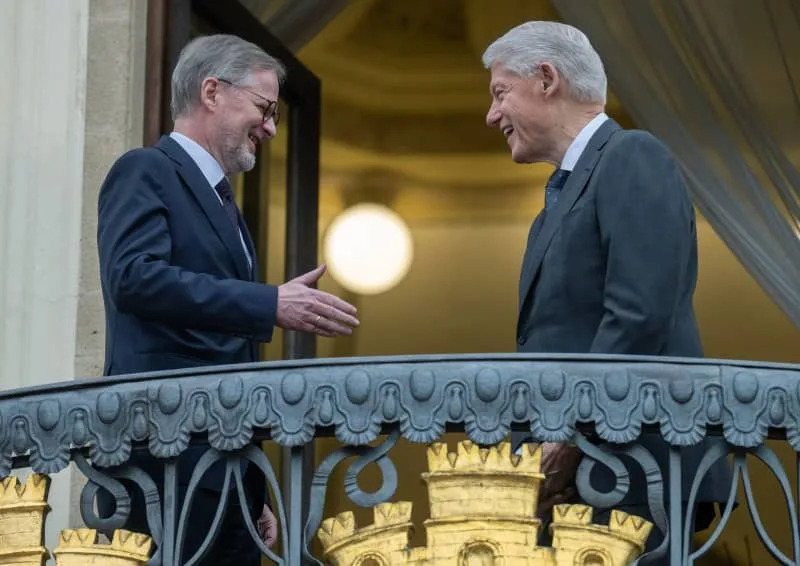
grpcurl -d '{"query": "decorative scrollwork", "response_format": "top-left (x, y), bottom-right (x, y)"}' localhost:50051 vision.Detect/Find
top-left (239, 443), bottom-right (288, 563)
top-left (303, 429), bottom-right (401, 565)
top-left (574, 434), bottom-right (632, 509)
top-left (684, 442), bottom-right (739, 563)
top-left (76, 453), bottom-right (134, 533)
top-left (2, 355), bottom-right (800, 565)
top-left (624, 444), bottom-right (668, 566)
top-left (76, 452), bottom-right (165, 564)
top-left (174, 449), bottom-right (234, 566)
top-left (739, 444), bottom-right (799, 565)
top-left (232, 458), bottom-right (282, 564)
top-left (573, 433), bottom-right (668, 565)
top-left (2, 357), bottom-right (800, 474)
top-left (174, 445), bottom-right (286, 566)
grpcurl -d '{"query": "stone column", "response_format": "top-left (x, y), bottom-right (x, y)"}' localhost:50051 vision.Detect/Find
top-left (0, 0), bottom-right (147, 557)
top-left (0, 1), bottom-right (89, 389)
top-left (70, 0), bottom-right (148, 532)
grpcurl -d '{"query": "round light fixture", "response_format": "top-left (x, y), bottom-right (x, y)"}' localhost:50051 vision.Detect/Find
top-left (323, 203), bottom-right (413, 295)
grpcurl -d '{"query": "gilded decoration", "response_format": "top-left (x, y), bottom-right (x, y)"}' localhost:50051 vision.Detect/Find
top-left (318, 441), bottom-right (652, 566)
top-left (0, 474), bottom-right (49, 566)
top-left (0, 474), bottom-right (152, 566)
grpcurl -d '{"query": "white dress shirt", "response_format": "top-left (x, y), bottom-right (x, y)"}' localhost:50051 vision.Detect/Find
top-left (560, 112), bottom-right (609, 171)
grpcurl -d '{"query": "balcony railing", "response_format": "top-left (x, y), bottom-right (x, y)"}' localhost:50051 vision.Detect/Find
top-left (1, 353), bottom-right (799, 565)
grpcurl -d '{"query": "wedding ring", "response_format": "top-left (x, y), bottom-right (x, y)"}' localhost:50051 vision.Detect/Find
top-left (315, 314), bottom-right (322, 325)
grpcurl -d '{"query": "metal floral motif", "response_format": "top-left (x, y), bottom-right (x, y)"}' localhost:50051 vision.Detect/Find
top-left (2, 356), bottom-right (800, 474)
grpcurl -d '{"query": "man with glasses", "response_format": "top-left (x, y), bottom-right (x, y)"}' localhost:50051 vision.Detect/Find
top-left (97, 34), bottom-right (359, 564)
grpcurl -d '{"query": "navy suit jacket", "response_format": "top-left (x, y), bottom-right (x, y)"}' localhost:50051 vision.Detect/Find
top-left (517, 119), bottom-right (702, 356)
top-left (99, 135), bottom-right (277, 376)
top-left (515, 120), bottom-right (730, 514)
top-left (98, 135), bottom-right (276, 493)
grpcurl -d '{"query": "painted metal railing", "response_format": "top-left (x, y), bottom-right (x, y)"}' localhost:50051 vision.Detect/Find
top-left (1, 353), bottom-right (799, 565)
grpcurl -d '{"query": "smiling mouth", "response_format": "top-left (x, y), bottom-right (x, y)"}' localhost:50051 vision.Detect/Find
top-left (248, 134), bottom-right (259, 146)
top-left (501, 125), bottom-right (514, 138)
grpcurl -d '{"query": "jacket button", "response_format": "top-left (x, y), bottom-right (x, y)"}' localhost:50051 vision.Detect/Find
top-left (517, 336), bottom-right (526, 346)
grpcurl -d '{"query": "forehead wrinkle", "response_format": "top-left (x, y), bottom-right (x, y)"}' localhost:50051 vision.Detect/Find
top-left (241, 70), bottom-right (279, 99)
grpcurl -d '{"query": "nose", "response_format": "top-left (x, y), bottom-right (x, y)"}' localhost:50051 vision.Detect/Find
top-left (262, 118), bottom-right (277, 139)
top-left (486, 102), bottom-right (501, 128)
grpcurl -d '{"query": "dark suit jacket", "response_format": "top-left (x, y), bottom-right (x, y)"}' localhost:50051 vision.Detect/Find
top-left (515, 119), bottom-right (730, 513)
top-left (98, 135), bottom-right (275, 494)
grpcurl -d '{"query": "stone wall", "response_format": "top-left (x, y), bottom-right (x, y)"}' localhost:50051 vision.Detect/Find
top-left (0, 0), bottom-right (147, 556)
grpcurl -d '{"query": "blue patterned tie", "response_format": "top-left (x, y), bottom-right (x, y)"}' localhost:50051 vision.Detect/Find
top-left (544, 168), bottom-right (571, 210)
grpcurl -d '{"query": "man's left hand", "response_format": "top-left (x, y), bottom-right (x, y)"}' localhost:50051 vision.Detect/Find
top-left (538, 486), bottom-right (577, 516)
top-left (257, 504), bottom-right (278, 548)
top-left (539, 442), bottom-right (582, 503)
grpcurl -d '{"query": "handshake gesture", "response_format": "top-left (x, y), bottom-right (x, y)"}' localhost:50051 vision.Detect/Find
top-left (276, 264), bottom-right (360, 337)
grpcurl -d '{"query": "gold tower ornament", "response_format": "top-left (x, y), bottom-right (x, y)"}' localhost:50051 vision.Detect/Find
top-left (0, 472), bottom-right (152, 566)
top-left (0, 474), bottom-right (50, 566)
top-left (318, 441), bottom-right (652, 566)
top-left (53, 528), bottom-right (153, 566)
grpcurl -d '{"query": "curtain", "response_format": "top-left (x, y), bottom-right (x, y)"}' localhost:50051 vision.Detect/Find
top-left (238, 0), bottom-right (350, 51)
top-left (552, 0), bottom-right (800, 327)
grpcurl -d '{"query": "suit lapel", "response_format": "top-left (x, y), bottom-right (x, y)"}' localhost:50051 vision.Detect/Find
top-left (517, 120), bottom-right (622, 317)
top-left (518, 210), bottom-right (546, 305)
top-left (156, 136), bottom-right (251, 280)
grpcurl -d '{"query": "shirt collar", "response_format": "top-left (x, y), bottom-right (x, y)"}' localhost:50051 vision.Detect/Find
top-left (560, 112), bottom-right (609, 172)
top-left (169, 132), bottom-right (225, 188)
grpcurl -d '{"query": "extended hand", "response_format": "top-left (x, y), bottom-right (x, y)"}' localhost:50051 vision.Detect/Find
top-left (257, 504), bottom-right (278, 547)
top-left (538, 486), bottom-right (577, 516)
top-left (539, 442), bottom-right (582, 504)
top-left (276, 264), bottom-right (359, 337)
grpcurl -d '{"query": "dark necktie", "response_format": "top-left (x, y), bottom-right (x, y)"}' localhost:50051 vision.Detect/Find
top-left (214, 177), bottom-right (239, 231)
top-left (544, 168), bottom-right (571, 210)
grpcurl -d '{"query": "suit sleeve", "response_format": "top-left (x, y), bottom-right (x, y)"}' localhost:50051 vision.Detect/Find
top-left (98, 150), bottom-right (277, 342)
top-left (589, 132), bottom-right (694, 354)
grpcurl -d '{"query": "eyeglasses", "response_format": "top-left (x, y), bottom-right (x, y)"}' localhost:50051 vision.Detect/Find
top-left (217, 77), bottom-right (280, 126)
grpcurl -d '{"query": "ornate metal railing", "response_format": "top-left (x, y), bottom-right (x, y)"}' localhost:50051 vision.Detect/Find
top-left (1, 353), bottom-right (800, 565)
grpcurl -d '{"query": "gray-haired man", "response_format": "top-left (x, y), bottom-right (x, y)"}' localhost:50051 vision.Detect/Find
top-left (483, 21), bottom-right (730, 553)
top-left (98, 34), bottom-right (359, 564)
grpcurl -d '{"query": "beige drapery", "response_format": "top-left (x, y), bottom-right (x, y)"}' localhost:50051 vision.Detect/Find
top-left (553, 0), bottom-right (800, 327)
top-left (238, 0), bottom-right (350, 50)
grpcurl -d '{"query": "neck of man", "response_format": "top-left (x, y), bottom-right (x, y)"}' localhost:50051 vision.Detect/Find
top-left (173, 117), bottom-right (227, 173)
top-left (548, 103), bottom-right (605, 166)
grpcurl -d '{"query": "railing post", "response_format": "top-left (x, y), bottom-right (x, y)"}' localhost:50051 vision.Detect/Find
top-left (669, 446), bottom-right (683, 566)
top-left (280, 87), bottom-right (321, 566)
top-left (161, 459), bottom-right (179, 566)
top-left (282, 446), bottom-right (312, 566)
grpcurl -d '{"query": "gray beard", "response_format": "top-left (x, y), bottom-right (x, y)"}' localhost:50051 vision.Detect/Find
top-left (219, 127), bottom-right (256, 174)
top-left (222, 142), bottom-right (256, 174)
top-left (235, 147), bottom-right (256, 172)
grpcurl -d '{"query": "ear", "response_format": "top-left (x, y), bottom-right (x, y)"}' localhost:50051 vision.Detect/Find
top-left (539, 62), bottom-right (559, 95)
top-left (199, 77), bottom-right (222, 111)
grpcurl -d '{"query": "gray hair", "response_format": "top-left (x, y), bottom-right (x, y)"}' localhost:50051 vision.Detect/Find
top-left (171, 34), bottom-right (287, 119)
top-left (482, 21), bottom-right (607, 105)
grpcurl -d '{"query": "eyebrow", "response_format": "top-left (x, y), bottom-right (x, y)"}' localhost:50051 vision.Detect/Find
top-left (236, 86), bottom-right (272, 107)
top-left (218, 78), bottom-right (275, 104)
top-left (248, 90), bottom-right (272, 105)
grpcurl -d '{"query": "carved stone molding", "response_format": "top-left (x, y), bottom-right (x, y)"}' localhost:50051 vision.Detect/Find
top-left (1, 355), bottom-right (799, 475)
